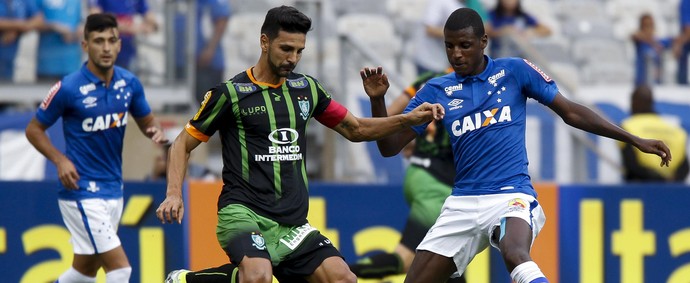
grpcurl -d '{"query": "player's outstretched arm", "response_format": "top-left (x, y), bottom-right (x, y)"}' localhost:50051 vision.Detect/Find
top-left (360, 66), bottom-right (428, 156)
top-left (331, 102), bottom-right (443, 148)
top-left (156, 130), bottom-right (202, 224)
top-left (134, 114), bottom-right (169, 145)
top-left (548, 93), bottom-right (672, 167)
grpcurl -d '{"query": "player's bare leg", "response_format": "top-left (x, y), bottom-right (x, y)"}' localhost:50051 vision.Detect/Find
top-left (403, 250), bottom-right (456, 283)
top-left (238, 256), bottom-right (273, 283)
top-left (496, 217), bottom-right (549, 283)
top-left (307, 256), bottom-right (357, 283)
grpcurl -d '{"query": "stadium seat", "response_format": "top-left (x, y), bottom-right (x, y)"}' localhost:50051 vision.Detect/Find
top-left (561, 18), bottom-right (615, 39)
top-left (552, 0), bottom-right (607, 22)
top-left (571, 38), bottom-right (630, 66)
top-left (581, 63), bottom-right (634, 84)
top-left (223, 13), bottom-right (265, 77)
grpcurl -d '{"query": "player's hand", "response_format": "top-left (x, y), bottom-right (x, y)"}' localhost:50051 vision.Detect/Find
top-left (56, 157), bottom-right (80, 190)
top-left (198, 45), bottom-right (215, 67)
top-left (147, 127), bottom-right (169, 145)
top-left (360, 66), bottom-right (389, 99)
top-left (404, 102), bottom-right (445, 126)
top-left (635, 138), bottom-right (672, 167)
top-left (156, 194), bottom-right (184, 224)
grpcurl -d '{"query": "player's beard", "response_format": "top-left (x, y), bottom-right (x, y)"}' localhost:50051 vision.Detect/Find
top-left (268, 51), bottom-right (295, 77)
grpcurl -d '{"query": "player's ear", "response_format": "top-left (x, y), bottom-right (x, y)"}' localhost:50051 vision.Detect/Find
top-left (260, 34), bottom-right (269, 53)
top-left (480, 34), bottom-right (488, 49)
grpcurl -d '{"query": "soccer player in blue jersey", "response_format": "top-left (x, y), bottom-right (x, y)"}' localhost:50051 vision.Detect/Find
top-left (25, 13), bottom-right (167, 283)
top-left (156, 5), bottom-right (444, 283)
top-left (362, 8), bottom-right (672, 283)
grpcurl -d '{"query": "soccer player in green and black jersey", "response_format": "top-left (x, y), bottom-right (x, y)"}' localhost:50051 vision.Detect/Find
top-left (349, 68), bottom-right (465, 283)
top-left (156, 5), bottom-right (445, 283)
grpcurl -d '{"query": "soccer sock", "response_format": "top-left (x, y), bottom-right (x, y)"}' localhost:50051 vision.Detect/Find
top-left (56, 267), bottom-right (96, 283)
top-left (186, 263), bottom-right (240, 283)
top-left (510, 261), bottom-right (549, 283)
top-left (349, 252), bottom-right (403, 279)
top-left (105, 267), bottom-right (131, 283)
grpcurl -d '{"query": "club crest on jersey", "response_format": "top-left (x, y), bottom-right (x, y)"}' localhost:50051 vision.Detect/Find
top-left (236, 83), bottom-right (257, 93)
top-left (288, 77), bottom-right (308, 89)
top-left (298, 96), bottom-right (310, 120)
top-left (251, 233), bottom-right (266, 250)
top-left (444, 83), bottom-right (463, 96)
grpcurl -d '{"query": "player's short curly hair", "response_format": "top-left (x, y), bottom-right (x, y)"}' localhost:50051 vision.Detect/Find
top-left (261, 5), bottom-right (312, 40)
top-left (84, 13), bottom-right (118, 40)
top-left (444, 7), bottom-right (485, 39)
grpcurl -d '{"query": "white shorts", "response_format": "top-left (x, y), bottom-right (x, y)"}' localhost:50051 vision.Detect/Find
top-left (416, 193), bottom-right (546, 277)
top-left (58, 198), bottom-right (123, 255)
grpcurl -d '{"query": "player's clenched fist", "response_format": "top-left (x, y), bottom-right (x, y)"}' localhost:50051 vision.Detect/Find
top-left (156, 195), bottom-right (185, 224)
top-left (404, 102), bottom-right (445, 127)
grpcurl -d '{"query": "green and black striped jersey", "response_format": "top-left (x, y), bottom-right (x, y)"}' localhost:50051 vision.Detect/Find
top-left (186, 68), bottom-right (334, 226)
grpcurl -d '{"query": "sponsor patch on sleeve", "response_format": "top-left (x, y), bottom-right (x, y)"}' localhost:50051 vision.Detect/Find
top-left (40, 81), bottom-right (61, 110)
top-left (523, 59), bottom-right (552, 82)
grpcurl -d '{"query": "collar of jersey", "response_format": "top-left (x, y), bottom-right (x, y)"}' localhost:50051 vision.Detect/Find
top-left (247, 67), bottom-right (283, 89)
top-left (454, 55), bottom-right (493, 83)
top-left (80, 62), bottom-right (123, 85)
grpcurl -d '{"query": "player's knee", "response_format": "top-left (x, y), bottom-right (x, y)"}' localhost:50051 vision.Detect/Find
top-left (240, 269), bottom-right (272, 283)
top-left (333, 269), bottom-right (357, 283)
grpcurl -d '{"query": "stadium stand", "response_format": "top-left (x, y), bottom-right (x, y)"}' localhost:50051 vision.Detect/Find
top-left (2, 0), bottom-right (689, 184)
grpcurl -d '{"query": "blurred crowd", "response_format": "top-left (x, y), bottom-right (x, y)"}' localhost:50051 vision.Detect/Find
top-left (2, 0), bottom-right (689, 93)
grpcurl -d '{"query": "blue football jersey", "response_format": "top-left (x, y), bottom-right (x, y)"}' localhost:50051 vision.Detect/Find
top-left (405, 56), bottom-right (559, 197)
top-left (36, 64), bottom-right (152, 200)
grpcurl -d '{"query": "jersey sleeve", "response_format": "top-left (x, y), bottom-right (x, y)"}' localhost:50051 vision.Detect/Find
top-left (524, 14), bottom-right (539, 27)
top-left (128, 77), bottom-right (152, 118)
top-left (402, 81), bottom-right (436, 135)
top-left (35, 81), bottom-right (67, 127)
top-left (515, 59), bottom-right (559, 105)
top-left (186, 86), bottom-right (231, 142)
top-left (136, 0), bottom-right (149, 14)
top-left (208, 0), bottom-right (231, 19)
top-left (306, 75), bottom-right (333, 117)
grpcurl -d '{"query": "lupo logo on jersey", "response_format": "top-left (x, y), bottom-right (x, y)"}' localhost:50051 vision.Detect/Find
top-left (451, 106), bottom-right (512, 137)
top-left (82, 112), bottom-right (128, 132)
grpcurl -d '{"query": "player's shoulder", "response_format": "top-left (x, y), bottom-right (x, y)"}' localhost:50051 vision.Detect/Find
top-left (286, 72), bottom-right (317, 89)
top-left (493, 57), bottom-right (529, 70)
top-left (55, 69), bottom-right (91, 96)
top-left (113, 65), bottom-right (142, 84)
top-left (424, 72), bottom-right (456, 87)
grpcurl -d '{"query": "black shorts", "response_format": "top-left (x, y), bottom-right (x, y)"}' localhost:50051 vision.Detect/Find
top-left (225, 230), bottom-right (342, 282)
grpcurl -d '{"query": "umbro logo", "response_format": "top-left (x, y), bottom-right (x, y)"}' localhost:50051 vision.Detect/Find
top-left (448, 99), bottom-right (463, 110)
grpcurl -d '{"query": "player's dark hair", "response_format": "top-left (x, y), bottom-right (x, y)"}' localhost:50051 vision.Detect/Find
top-left (261, 5), bottom-right (312, 40)
top-left (631, 84), bottom-right (655, 114)
top-left (84, 13), bottom-right (118, 39)
top-left (444, 8), bottom-right (485, 38)
top-left (494, 0), bottom-right (528, 18)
